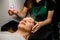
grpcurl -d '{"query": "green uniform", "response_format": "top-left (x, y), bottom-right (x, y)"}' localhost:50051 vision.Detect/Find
top-left (24, 0), bottom-right (55, 40)
top-left (29, 1), bottom-right (52, 30)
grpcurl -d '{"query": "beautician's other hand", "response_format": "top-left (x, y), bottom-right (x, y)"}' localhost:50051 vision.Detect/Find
top-left (31, 22), bottom-right (42, 33)
top-left (8, 9), bottom-right (18, 16)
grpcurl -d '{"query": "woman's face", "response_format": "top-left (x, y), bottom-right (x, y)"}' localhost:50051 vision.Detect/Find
top-left (18, 17), bottom-right (35, 32)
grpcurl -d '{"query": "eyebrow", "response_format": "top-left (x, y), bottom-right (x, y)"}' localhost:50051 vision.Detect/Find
top-left (28, 18), bottom-right (36, 25)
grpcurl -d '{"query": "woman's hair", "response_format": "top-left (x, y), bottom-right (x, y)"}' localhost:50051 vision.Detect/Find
top-left (26, 0), bottom-right (45, 10)
top-left (26, 0), bottom-right (56, 10)
top-left (1, 20), bottom-right (19, 31)
top-left (52, 0), bottom-right (56, 3)
top-left (26, 0), bottom-right (33, 10)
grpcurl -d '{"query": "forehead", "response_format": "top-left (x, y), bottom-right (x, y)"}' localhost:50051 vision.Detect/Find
top-left (23, 17), bottom-right (34, 21)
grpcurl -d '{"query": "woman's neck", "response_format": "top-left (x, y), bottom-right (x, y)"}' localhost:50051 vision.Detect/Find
top-left (16, 30), bottom-right (30, 40)
top-left (36, 0), bottom-right (41, 3)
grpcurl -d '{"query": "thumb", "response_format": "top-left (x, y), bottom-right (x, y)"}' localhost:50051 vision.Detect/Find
top-left (32, 24), bottom-right (38, 31)
top-left (31, 26), bottom-right (40, 33)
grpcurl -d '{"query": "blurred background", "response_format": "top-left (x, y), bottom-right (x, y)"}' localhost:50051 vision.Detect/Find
top-left (0, 0), bottom-right (25, 31)
top-left (0, 0), bottom-right (60, 40)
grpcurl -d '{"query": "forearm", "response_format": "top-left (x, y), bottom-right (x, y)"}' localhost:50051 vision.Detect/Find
top-left (39, 18), bottom-right (51, 27)
top-left (39, 10), bottom-right (54, 27)
top-left (32, 10), bottom-right (54, 33)
top-left (15, 11), bottom-right (26, 18)
top-left (15, 7), bottom-right (28, 18)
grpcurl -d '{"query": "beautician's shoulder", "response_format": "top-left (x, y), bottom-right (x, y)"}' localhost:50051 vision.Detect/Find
top-left (47, 0), bottom-right (55, 10)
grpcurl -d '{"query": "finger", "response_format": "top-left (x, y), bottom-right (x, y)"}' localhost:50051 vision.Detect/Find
top-left (8, 10), bottom-right (13, 16)
top-left (32, 24), bottom-right (38, 30)
top-left (33, 26), bottom-right (39, 31)
top-left (31, 28), bottom-right (37, 33)
top-left (31, 29), bottom-right (38, 33)
top-left (32, 22), bottom-right (39, 30)
top-left (31, 26), bottom-right (40, 33)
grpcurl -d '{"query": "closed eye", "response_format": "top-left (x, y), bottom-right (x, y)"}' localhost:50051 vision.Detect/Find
top-left (28, 20), bottom-right (32, 23)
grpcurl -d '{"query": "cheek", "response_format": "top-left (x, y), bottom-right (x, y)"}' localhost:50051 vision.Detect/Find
top-left (30, 24), bottom-right (34, 27)
top-left (18, 24), bottom-right (20, 28)
top-left (27, 24), bottom-right (33, 29)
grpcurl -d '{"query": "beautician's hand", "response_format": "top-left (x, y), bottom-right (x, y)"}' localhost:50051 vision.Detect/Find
top-left (31, 22), bottom-right (42, 33)
top-left (8, 9), bottom-right (18, 16)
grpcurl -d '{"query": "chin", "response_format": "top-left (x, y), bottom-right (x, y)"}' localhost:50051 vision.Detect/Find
top-left (20, 27), bottom-right (31, 32)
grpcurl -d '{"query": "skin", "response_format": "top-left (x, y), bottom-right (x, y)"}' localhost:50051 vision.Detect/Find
top-left (8, 0), bottom-right (54, 33)
top-left (16, 17), bottom-right (35, 40)
top-left (18, 17), bottom-right (35, 32)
